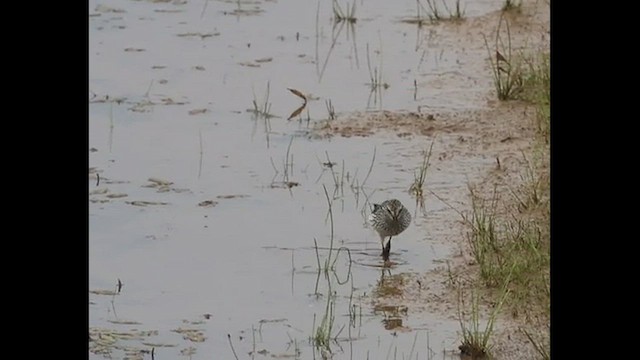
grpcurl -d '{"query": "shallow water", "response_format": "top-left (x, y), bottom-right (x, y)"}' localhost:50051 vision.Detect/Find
top-left (89, 0), bottom-right (505, 358)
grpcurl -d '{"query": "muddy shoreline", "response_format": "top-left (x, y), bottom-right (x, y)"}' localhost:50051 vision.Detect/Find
top-left (313, 98), bottom-right (548, 358)
top-left (311, 4), bottom-right (550, 355)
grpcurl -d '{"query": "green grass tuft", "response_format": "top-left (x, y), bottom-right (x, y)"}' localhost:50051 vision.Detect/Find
top-left (483, 16), bottom-right (525, 101)
top-left (410, 137), bottom-right (436, 199)
top-left (520, 52), bottom-right (550, 142)
top-left (421, 0), bottom-right (465, 22)
top-left (502, 0), bottom-right (522, 12)
top-left (458, 283), bottom-right (510, 359)
top-left (465, 179), bottom-right (549, 320)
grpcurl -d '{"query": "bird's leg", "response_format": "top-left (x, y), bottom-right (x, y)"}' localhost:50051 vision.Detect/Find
top-left (382, 236), bottom-right (392, 261)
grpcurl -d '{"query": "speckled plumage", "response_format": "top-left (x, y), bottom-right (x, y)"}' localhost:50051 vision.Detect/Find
top-left (368, 199), bottom-right (411, 260)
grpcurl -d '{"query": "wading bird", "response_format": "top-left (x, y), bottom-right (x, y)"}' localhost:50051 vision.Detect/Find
top-left (368, 199), bottom-right (411, 261)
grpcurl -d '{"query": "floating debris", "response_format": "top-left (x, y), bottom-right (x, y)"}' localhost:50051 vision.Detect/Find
top-left (255, 57), bottom-right (273, 63)
top-left (249, 349), bottom-right (269, 356)
top-left (198, 200), bottom-right (218, 207)
top-left (122, 352), bottom-right (144, 360)
top-left (177, 32), bottom-right (220, 39)
top-left (287, 88), bottom-right (307, 102)
top-left (188, 108), bottom-right (208, 115)
top-left (95, 4), bottom-right (126, 13)
top-left (171, 328), bottom-right (206, 342)
top-left (180, 346), bottom-right (197, 356)
top-left (216, 194), bottom-right (249, 199)
top-left (126, 201), bottom-right (170, 207)
top-left (108, 319), bottom-right (142, 325)
top-left (90, 328), bottom-right (160, 357)
top-left (104, 179), bottom-right (130, 184)
top-left (142, 178), bottom-right (190, 194)
top-left (148, 178), bottom-right (173, 186)
top-left (90, 289), bottom-right (118, 296)
top-left (154, 9), bottom-right (183, 13)
top-left (106, 193), bottom-right (128, 199)
top-left (223, 8), bottom-right (264, 16)
top-left (128, 98), bottom-right (187, 112)
top-left (270, 181), bottom-right (299, 189)
top-left (142, 342), bottom-right (178, 347)
top-left (374, 304), bottom-right (408, 315)
top-left (238, 61), bottom-right (260, 68)
top-left (89, 95), bottom-right (128, 104)
top-left (90, 199), bottom-right (110, 203)
top-left (129, 99), bottom-right (154, 112)
top-left (90, 188), bottom-right (109, 195)
top-left (124, 48), bottom-right (146, 52)
top-left (287, 103), bottom-right (306, 120)
top-left (160, 97), bottom-right (187, 105)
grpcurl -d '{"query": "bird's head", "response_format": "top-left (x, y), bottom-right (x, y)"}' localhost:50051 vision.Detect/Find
top-left (384, 199), bottom-right (403, 220)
